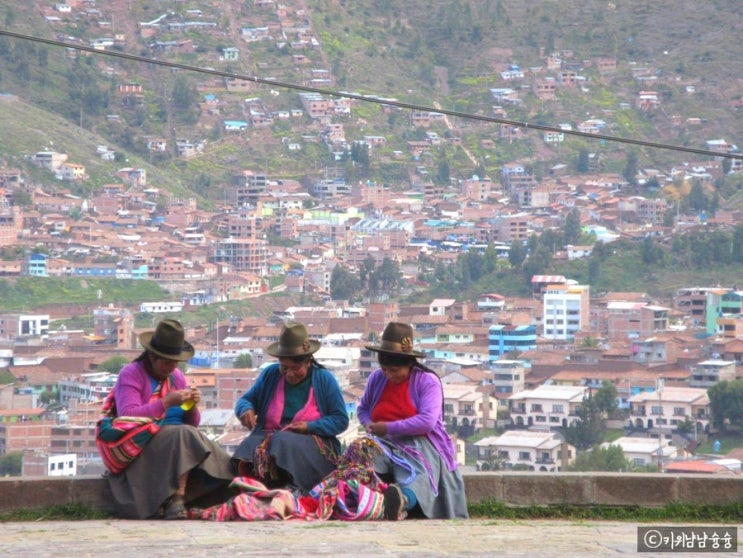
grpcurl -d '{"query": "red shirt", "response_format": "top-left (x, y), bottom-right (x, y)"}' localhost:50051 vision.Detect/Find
top-left (370, 377), bottom-right (417, 422)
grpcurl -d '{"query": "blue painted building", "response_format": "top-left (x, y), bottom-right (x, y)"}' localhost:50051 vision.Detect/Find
top-left (26, 253), bottom-right (48, 277)
top-left (488, 324), bottom-right (537, 361)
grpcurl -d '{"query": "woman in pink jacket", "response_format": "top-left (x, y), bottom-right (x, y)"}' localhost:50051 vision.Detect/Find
top-left (101, 320), bottom-right (234, 519)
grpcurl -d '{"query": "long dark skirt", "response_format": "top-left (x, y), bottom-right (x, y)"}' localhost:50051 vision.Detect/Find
top-left (232, 429), bottom-right (339, 493)
top-left (106, 425), bottom-right (236, 519)
top-left (371, 435), bottom-right (469, 519)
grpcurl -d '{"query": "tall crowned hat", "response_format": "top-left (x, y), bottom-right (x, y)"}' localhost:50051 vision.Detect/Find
top-left (364, 322), bottom-right (425, 358)
top-left (266, 322), bottom-right (321, 357)
top-left (138, 319), bottom-right (195, 362)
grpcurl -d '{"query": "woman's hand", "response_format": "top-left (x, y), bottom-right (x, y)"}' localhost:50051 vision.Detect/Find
top-left (284, 421), bottom-right (309, 434)
top-left (188, 387), bottom-right (201, 407)
top-left (164, 389), bottom-right (194, 409)
top-left (366, 422), bottom-right (388, 436)
top-left (240, 409), bottom-right (257, 429)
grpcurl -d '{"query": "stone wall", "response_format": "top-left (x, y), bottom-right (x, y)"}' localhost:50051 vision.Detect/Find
top-left (1, 472), bottom-right (742, 514)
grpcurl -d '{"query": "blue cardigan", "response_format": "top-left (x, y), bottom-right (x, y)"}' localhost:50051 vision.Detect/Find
top-left (234, 363), bottom-right (349, 439)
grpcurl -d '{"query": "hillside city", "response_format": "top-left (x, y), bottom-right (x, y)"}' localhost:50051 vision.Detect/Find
top-left (1, 1), bottom-right (743, 478)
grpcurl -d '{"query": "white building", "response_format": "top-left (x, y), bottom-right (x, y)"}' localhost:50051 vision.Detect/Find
top-left (58, 372), bottom-right (117, 405)
top-left (443, 383), bottom-right (491, 436)
top-left (48, 453), bottom-right (77, 477)
top-left (139, 301), bottom-right (185, 313)
top-left (474, 430), bottom-right (575, 472)
top-left (489, 359), bottom-right (526, 398)
top-left (628, 386), bottom-right (711, 435)
top-left (600, 436), bottom-right (677, 468)
top-left (543, 282), bottom-right (590, 341)
top-left (508, 384), bottom-right (587, 429)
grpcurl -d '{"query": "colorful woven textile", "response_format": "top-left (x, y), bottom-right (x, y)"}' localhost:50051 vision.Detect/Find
top-left (95, 379), bottom-right (169, 475)
top-left (189, 476), bottom-right (326, 521)
top-left (308, 436), bottom-right (388, 521)
top-left (191, 437), bottom-right (388, 522)
top-left (310, 477), bottom-right (386, 521)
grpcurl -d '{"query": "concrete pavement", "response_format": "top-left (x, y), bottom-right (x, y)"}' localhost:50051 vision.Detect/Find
top-left (0, 518), bottom-right (737, 557)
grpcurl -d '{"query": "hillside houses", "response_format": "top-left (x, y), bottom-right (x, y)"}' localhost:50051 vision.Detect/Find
top-left (2, 0), bottom-right (743, 478)
top-left (1, 268), bottom-right (743, 476)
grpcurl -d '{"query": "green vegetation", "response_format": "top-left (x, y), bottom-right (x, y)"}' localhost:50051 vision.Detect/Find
top-left (0, 500), bottom-right (740, 522)
top-left (695, 434), bottom-right (743, 455)
top-left (707, 380), bottom-right (743, 434)
top-left (0, 452), bottom-right (21, 476)
top-left (0, 504), bottom-right (112, 522)
top-left (0, 278), bottom-right (172, 312)
top-left (233, 353), bottom-right (253, 369)
top-left (0, 0), bottom-right (740, 209)
top-left (410, 222), bottom-right (743, 303)
top-left (97, 356), bottom-right (130, 374)
top-left (469, 502), bottom-right (743, 522)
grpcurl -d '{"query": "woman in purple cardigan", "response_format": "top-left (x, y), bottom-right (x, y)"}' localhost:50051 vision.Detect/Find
top-left (359, 322), bottom-right (468, 520)
top-left (103, 320), bottom-right (234, 519)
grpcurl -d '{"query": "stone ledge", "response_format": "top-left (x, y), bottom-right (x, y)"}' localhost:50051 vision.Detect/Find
top-left (1, 473), bottom-right (742, 514)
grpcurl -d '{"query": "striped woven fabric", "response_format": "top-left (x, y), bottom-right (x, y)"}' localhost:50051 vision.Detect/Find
top-left (189, 476), bottom-right (324, 521)
top-left (95, 379), bottom-right (169, 475)
top-left (319, 478), bottom-right (386, 521)
top-left (96, 416), bottom-right (163, 474)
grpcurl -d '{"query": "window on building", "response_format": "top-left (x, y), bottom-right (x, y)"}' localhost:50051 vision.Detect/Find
top-left (518, 451), bottom-right (530, 461)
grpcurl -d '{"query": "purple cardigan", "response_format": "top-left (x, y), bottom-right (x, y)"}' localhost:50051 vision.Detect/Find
top-left (113, 360), bottom-right (200, 426)
top-left (357, 366), bottom-right (457, 471)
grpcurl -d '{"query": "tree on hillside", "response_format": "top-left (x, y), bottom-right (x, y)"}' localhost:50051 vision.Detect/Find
top-left (623, 151), bottom-right (638, 186)
top-left (563, 207), bottom-right (582, 246)
top-left (350, 141), bottom-right (370, 169)
top-left (436, 159), bottom-right (451, 186)
top-left (39, 389), bottom-right (58, 407)
top-left (368, 257), bottom-right (401, 299)
top-left (708, 380), bottom-right (743, 433)
top-left (568, 445), bottom-right (629, 472)
top-left (171, 75), bottom-right (199, 125)
top-left (330, 264), bottom-right (361, 301)
top-left (688, 182), bottom-right (708, 212)
top-left (562, 383), bottom-right (617, 451)
top-left (522, 244), bottom-right (553, 280)
top-left (234, 353), bottom-right (253, 369)
top-left (593, 381), bottom-right (619, 418)
top-left (0, 451), bottom-right (21, 476)
top-left (641, 236), bottom-right (663, 265)
top-left (99, 355), bottom-right (129, 373)
top-left (733, 225), bottom-right (743, 264)
top-left (508, 239), bottom-right (526, 268)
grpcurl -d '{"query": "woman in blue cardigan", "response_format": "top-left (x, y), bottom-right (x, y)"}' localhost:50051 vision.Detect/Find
top-left (233, 322), bottom-right (349, 493)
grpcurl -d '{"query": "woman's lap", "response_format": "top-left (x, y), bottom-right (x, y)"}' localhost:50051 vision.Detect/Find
top-left (233, 430), bottom-right (338, 492)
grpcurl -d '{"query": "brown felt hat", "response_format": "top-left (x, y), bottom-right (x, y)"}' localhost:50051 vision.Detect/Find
top-left (139, 319), bottom-right (195, 362)
top-left (365, 322), bottom-right (426, 358)
top-left (266, 322), bottom-right (321, 357)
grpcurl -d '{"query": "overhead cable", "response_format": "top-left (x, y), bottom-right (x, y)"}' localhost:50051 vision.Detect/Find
top-left (0, 28), bottom-right (740, 161)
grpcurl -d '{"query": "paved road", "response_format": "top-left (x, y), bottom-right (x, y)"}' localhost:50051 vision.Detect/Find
top-left (0, 518), bottom-right (736, 557)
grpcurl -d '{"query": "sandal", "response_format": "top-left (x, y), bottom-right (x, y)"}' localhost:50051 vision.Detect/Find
top-left (163, 496), bottom-right (188, 520)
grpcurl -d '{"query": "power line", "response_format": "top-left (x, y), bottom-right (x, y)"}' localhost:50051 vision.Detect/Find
top-left (1, 28), bottom-right (741, 161)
